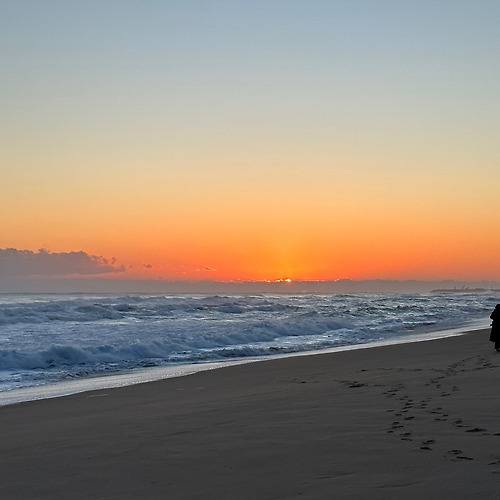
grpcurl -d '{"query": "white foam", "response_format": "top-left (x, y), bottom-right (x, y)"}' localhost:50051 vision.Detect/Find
top-left (0, 319), bottom-right (488, 407)
top-left (1, 292), bottom-right (495, 397)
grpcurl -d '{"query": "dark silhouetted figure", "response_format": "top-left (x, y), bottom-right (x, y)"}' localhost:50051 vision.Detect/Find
top-left (490, 304), bottom-right (500, 351)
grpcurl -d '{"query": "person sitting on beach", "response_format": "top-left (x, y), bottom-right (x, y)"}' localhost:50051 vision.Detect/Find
top-left (490, 304), bottom-right (500, 352)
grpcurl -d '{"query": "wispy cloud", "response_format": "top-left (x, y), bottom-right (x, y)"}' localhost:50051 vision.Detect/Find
top-left (0, 248), bottom-right (125, 278)
top-left (196, 266), bottom-right (217, 273)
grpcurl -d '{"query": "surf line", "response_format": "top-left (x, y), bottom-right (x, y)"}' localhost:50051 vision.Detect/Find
top-left (0, 321), bottom-right (488, 407)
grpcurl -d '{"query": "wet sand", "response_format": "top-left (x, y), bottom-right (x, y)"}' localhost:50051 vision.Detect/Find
top-left (1, 329), bottom-right (499, 499)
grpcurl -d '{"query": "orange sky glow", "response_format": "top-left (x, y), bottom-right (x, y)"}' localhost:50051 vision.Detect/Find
top-left (2, 2), bottom-right (500, 287)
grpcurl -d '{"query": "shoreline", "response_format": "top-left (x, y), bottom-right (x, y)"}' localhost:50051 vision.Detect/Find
top-left (0, 320), bottom-right (488, 407)
top-left (1, 328), bottom-right (499, 499)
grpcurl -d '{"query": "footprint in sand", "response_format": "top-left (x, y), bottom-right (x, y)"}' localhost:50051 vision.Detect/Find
top-left (400, 432), bottom-right (412, 441)
top-left (390, 421), bottom-right (403, 429)
top-left (487, 458), bottom-right (500, 474)
top-left (446, 450), bottom-right (473, 461)
top-left (420, 439), bottom-right (435, 450)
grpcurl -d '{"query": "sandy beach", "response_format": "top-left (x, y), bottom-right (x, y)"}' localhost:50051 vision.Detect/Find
top-left (1, 329), bottom-right (499, 499)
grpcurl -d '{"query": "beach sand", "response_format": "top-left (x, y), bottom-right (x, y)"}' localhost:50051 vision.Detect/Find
top-left (1, 329), bottom-right (499, 499)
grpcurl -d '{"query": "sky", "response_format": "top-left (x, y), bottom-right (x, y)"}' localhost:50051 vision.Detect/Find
top-left (1, 0), bottom-right (499, 287)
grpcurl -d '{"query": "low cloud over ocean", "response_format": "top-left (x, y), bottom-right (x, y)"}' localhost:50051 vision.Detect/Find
top-left (0, 248), bottom-right (125, 279)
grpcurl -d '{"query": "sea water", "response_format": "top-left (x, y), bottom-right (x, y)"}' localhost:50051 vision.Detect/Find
top-left (0, 292), bottom-right (495, 404)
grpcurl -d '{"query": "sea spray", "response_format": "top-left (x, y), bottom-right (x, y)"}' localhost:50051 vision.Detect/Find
top-left (0, 293), bottom-right (495, 393)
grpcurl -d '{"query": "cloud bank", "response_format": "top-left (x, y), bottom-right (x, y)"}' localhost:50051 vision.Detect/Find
top-left (0, 248), bottom-right (126, 278)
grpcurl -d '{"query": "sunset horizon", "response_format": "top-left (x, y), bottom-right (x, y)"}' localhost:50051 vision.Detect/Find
top-left (2, 246), bottom-right (500, 295)
top-left (2, 1), bottom-right (499, 290)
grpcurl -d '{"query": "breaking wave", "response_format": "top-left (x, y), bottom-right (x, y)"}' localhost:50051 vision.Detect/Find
top-left (0, 293), bottom-right (494, 392)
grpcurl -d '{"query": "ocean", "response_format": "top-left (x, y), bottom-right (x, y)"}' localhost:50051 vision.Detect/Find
top-left (0, 292), bottom-right (495, 405)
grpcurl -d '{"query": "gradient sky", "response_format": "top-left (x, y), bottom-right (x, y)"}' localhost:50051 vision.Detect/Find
top-left (1, 1), bottom-right (499, 283)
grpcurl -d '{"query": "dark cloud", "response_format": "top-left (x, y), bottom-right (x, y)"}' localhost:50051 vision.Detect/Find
top-left (0, 248), bottom-right (126, 278)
